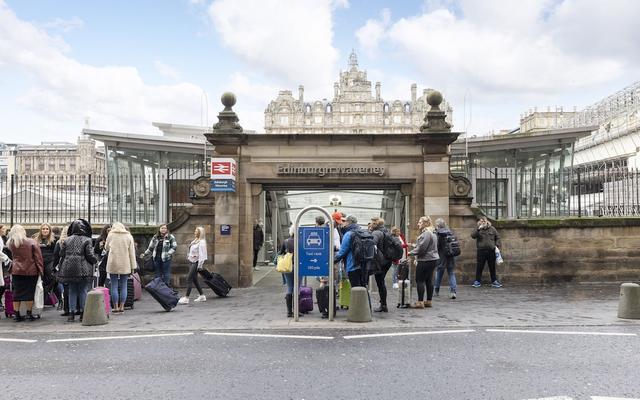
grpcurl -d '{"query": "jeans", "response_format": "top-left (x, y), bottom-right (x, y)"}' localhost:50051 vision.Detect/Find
top-left (415, 260), bottom-right (437, 301)
top-left (185, 262), bottom-right (203, 297)
top-left (110, 274), bottom-right (129, 306)
top-left (391, 263), bottom-right (399, 284)
top-left (475, 248), bottom-right (497, 283)
top-left (283, 272), bottom-right (294, 295)
top-left (435, 256), bottom-right (457, 293)
top-left (154, 258), bottom-right (172, 286)
top-left (374, 261), bottom-right (393, 306)
top-left (67, 281), bottom-right (90, 312)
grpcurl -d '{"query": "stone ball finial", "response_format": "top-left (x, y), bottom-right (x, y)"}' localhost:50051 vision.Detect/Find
top-left (221, 92), bottom-right (237, 110)
top-left (427, 90), bottom-right (443, 107)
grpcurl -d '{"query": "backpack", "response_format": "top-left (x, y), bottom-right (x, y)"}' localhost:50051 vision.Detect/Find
top-left (350, 228), bottom-right (376, 271)
top-left (382, 231), bottom-right (404, 260)
top-left (444, 233), bottom-right (461, 257)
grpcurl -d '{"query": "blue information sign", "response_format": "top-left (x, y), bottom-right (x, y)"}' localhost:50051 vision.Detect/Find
top-left (297, 226), bottom-right (330, 277)
top-left (210, 179), bottom-right (236, 192)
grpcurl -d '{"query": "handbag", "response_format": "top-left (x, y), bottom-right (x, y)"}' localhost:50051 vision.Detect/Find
top-left (276, 252), bottom-right (293, 273)
top-left (34, 276), bottom-right (44, 310)
top-left (495, 247), bottom-right (504, 265)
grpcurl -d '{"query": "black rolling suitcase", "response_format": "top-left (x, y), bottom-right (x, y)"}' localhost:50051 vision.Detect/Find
top-left (144, 277), bottom-right (178, 311)
top-left (316, 285), bottom-right (336, 318)
top-left (198, 269), bottom-right (231, 297)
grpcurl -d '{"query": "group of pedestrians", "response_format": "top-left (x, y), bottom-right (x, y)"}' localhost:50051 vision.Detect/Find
top-left (278, 212), bottom-right (502, 316)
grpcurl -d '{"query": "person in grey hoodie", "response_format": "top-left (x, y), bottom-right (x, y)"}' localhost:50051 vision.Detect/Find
top-left (434, 218), bottom-right (458, 299)
top-left (471, 216), bottom-right (502, 288)
top-left (408, 216), bottom-right (439, 308)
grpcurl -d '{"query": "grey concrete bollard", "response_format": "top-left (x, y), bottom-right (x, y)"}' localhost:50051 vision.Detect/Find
top-left (347, 287), bottom-right (372, 323)
top-left (617, 283), bottom-right (640, 319)
top-left (82, 290), bottom-right (109, 326)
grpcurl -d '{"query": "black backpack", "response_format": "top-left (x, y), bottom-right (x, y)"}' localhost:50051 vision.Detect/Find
top-left (382, 231), bottom-right (404, 260)
top-left (444, 233), bottom-right (461, 257)
top-left (350, 228), bottom-right (376, 271)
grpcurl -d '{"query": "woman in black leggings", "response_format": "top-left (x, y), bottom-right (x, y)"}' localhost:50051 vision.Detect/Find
top-left (178, 227), bottom-right (207, 305)
top-left (408, 216), bottom-right (439, 308)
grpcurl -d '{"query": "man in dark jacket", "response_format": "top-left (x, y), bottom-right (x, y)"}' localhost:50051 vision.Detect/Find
top-left (370, 218), bottom-right (393, 312)
top-left (471, 216), bottom-right (502, 288)
top-left (253, 220), bottom-right (264, 271)
top-left (434, 218), bottom-right (458, 299)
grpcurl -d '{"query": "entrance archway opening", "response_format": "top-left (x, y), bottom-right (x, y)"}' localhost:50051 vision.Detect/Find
top-left (258, 184), bottom-right (410, 266)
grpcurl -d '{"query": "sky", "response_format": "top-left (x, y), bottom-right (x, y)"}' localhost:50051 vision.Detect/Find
top-left (1, 0), bottom-right (639, 144)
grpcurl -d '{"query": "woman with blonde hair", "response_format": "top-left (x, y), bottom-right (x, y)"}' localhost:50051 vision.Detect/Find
top-left (178, 226), bottom-right (207, 304)
top-left (7, 224), bottom-right (44, 321)
top-left (408, 216), bottom-right (439, 309)
top-left (105, 222), bottom-right (137, 313)
top-left (33, 223), bottom-right (58, 304)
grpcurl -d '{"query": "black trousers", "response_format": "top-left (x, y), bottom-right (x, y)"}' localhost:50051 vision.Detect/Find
top-left (185, 262), bottom-right (203, 297)
top-left (475, 248), bottom-right (497, 283)
top-left (348, 268), bottom-right (367, 288)
top-left (374, 261), bottom-right (393, 306)
top-left (253, 249), bottom-right (260, 268)
top-left (415, 260), bottom-right (437, 301)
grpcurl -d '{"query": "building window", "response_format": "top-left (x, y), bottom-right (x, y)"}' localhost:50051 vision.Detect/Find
top-left (59, 160), bottom-right (66, 170)
top-left (24, 160), bottom-right (31, 171)
top-left (49, 159), bottom-right (56, 169)
top-left (383, 103), bottom-right (390, 113)
top-left (38, 159), bottom-right (45, 171)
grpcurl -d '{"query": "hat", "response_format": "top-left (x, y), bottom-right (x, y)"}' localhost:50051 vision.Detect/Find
top-left (332, 211), bottom-right (343, 224)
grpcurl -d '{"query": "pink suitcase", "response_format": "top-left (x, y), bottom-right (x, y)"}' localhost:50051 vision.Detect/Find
top-left (92, 286), bottom-right (111, 315)
top-left (3, 277), bottom-right (14, 317)
top-left (131, 273), bottom-right (142, 301)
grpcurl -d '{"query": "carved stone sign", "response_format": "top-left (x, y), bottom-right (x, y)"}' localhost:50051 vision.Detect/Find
top-left (277, 164), bottom-right (386, 177)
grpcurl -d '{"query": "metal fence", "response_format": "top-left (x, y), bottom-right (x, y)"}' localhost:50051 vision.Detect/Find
top-left (0, 162), bottom-right (208, 226)
top-left (467, 165), bottom-right (640, 219)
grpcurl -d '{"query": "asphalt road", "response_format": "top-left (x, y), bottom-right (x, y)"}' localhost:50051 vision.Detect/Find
top-left (1, 326), bottom-right (639, 400)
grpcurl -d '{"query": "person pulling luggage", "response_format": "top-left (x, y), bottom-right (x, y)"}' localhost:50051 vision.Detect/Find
top-left (178, 227), bottom-right (207, 305)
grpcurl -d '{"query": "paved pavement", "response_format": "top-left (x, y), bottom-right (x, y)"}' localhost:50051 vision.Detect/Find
top-left (1, 265), bottom-right (639, 333)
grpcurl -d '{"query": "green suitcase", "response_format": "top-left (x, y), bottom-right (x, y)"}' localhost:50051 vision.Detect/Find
top-left (339, 278), bottom-right (351, 309)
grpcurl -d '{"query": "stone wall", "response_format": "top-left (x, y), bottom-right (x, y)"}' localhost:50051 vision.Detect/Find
top-left (450, 214), bottom-right (640, 284)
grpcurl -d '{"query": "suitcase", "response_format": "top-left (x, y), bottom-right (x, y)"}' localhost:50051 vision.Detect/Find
top-left (299, 286), bottom-right (313, 314)
top-left (124, 277), bottom-right (135, 310)
top-left (316, 285), bottom-right (336, 317)
top-left (198, 269), bottom-right (231, 297)
top-left (131, 272), bottom-right (142, 301)
top-left (92, 286), bottom-right (111, 315)
top-left (145, 277), bottom-right (178, 311)
top-left (4, 277), bottom-right (14, 317)
top-left (44, 291), bottom-right (58, 307)
top-left (397, 279), bottom-right (411, 308)
top-left (338, 278), bottom-right (351, 309)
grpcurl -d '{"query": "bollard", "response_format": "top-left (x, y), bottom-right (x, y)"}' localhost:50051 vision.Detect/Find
top-left (82, 290), bottom-right (109, 326)
top-left (347, 287), bottom-right (372, 323)
top-left (617, 283), bottom-right (640, 319)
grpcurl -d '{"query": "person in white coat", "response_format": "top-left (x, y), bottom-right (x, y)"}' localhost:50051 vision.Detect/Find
top-left (178, 227), bottom-right (207, 304)
top-left (105, 222), bottom-right (137, 313)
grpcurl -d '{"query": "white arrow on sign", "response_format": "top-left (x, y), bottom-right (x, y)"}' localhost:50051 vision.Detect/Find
top-left (309, 259), bottom-right (318, 263)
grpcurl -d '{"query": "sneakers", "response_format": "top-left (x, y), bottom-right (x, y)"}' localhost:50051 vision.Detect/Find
top-left (491, 280), bottom-right (503, 288)
top-left (178, 296), bottom-right (189, 305)
top-left (450, 292), bottom-right (457, 299)
top-left (373, 305), bottom-right (388, 313)
top-left (434, 289), bottom-right (440, 297)
top-left (392, 283), bottom-right (399, 289)
top-left (472, 281), bottom-right (481, 288)
top-left (194, 295), bottom-right (207, 302)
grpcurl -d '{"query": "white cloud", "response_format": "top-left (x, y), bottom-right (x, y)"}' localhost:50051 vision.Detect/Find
top-left (154, 60), bottom-right (182, 81)
top-left (355, 8), bottom-right (390, 57)
top-left (0, 1), bottom-right (205, 141)
top-left (42, 16), bottom-right (84, 33)
top-left (354, 0), bottom-right (638, 133)
top-left (208, 0), bottom-right (340, 98)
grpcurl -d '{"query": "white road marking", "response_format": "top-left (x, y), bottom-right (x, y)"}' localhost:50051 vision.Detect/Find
top-left (343, 329), bottom-right (476, 340)
top-left (46, 332), bottom-right (194, 343)
top-left (592, 397), bottom-right (640, 400)
top-left (524, 397), bottom-right (573, 400)
top-left (0, 338), bottom-right (38, 343)
top-left (487, 329), bottom-right (637, 337)
top-left (204, 332), bottom-right (334, 340)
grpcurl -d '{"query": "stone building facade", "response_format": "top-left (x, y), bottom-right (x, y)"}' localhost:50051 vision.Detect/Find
top-left (264, 51), bottom-right (453, 134)
top-left (15, 135), bottom-right (107, 192)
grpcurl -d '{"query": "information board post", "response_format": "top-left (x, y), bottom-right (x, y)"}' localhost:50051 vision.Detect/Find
top-left (293, 206), bottom-right (334, 322)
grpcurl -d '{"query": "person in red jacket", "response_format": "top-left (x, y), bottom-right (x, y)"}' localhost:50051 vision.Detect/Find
top-left (7, 224), bottom-right (44, 321)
